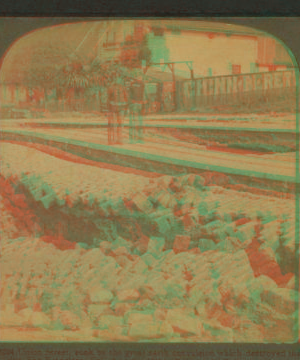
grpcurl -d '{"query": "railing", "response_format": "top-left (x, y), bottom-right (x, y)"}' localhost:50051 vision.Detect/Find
top-left (1, 70), bottom-right (297, 118)
top-left (175, 70), bottom-right (297, 112)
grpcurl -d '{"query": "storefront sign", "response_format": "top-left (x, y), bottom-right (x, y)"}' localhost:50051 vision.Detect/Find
top-left (194, 70), bottom-right (295, 97)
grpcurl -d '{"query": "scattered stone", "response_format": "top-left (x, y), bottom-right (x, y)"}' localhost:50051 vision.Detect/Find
top-left (152, 212), bottom-right (172, 235)
top-left (89, 287), bottom-right (114, 304)
top-left (158, 320), bottom-right (174, 338)
top-left (181, 213), bottom-right (197, 230)
top-left (117, 289), bottom-right (140, 302)
top-left (198, 238), bottom-right (216, 252)
top-left (18, 308), bottom-right (34, 323)
top-left (181, 174), bottom-right (205, 189)
top-left (189, 286), bottom-right (206, 307)
top-left (154, 308), bottom-right (168, 322)
top-left (138, 285), bottom-right (156, 301)
top-left (129, 257), bottom-right (148, 274)
top-left (115, 255), bottom-right (131, 268)
top-left (156, 190), bottom-right (177, 209)
top-left (112, 237), bottom-right (132, 251)
top-left (99, 241), bottom-right (114, 255)
top-left (203, 321), bottom-right (234, 342)
top-left (195, 301), bottom-right (207, 318)
top-left (126, 311), bottom-right (153, 325)
top-left (1, 160), bottom-right (296, 343)
top-left (164, 279), bottom-right (186, 300)
top-left (223, 222), bottom-right (237, 237)
top-left (30, 311), bottom-right (51, 328)
top-left (157, 176), bottom-right (173, 189)
top-left (145, 273), bottom-right (168, 297)
top-left (173, 235), bottom-right (191, 254)
top-left (111, 246), bottom-right (130, 258)
top-left (216, 236), bottom-right (242, 253)
top-left (246, 241), bottom-right (290, 287)
top-left (113, 303), bottom-right (134, 317)
top-left (147, 237), bottom-right (165, 257)
top-left (141, 253), bottom-right (157, 267)
top-left (0, 310), bottom-right (23, 327)
top-left (132, 234), bottom-right (149, 255)
top-left (88, 304), bottom-right (112, 322)
top-left (81, 316), bottom-right (94, 330)
top-left (261, 288), bottom-right (297, 315)
top-left (233, 322), bottom-right (263, 342)
top-left (204, 173), bottom-right (230, 186)
top-left (286, 275), bottom-right (295, 290)
top-left (166, 308), bottom-right (202, 335)
top-left (75, 242), bottom-right (89, 250)
top-left (52, 308), bottom-right (81, 330)
top-left (129, 321), bottom-right (160, 339)
top-left (97, 315), bottom-right (124, 330)
top-left (216, 250), bottom-right (255, 300)
top-left (255, 275), bottom-right (278, 291)
top-left (132, 193), bottom-right (153, 214)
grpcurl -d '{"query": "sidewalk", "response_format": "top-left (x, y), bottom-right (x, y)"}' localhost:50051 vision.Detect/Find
top-left (1, 128), bottom-right (297, 184)
top-left (143, 112), bottom-right (297, 121)
top-left (1, 114), bottom-right (297, 132)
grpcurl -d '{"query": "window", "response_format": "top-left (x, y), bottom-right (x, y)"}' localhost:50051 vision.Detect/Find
top-left (104, 31), bottom-right (117, 48)
top-left (171, 27), bottom-right (181, 35)
top-left (274, 42), bottom-right (293, 65)
top-left (257, 37), bottom-right (276, 64)
top-left (250, 63), bottom-right (257, 73)
top-left (232, 64), bottom-right (241, 74)
top-left (152, 26), bottom-right (165, 36)
top-left (268, 65), bottom-right (277, 72)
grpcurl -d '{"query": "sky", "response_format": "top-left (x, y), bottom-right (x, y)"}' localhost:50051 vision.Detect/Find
top-left (0, 17), bottom-right (299, 67)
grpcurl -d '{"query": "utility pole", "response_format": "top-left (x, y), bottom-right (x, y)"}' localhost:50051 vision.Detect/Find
top-left (186, 61), bottom-right (196, 110)
top-left (167, 63), bottom-right (177, 112)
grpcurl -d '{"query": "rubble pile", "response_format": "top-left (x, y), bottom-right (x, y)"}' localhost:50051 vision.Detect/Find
top-left (0, 142), bottom-right (297, 342)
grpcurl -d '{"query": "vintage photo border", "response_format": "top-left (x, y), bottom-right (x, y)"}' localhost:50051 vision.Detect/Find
top-left (0, 2), bottom-right (299, 358)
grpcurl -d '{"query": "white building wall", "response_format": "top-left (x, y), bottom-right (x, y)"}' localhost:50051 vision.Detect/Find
top-left (149, 32), bottom-right (259, 77)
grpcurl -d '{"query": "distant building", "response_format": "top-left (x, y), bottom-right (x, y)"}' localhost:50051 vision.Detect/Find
top-left (96, 20), bottom-right (293, 77)
top-left (0, 19), bottom-right (295, 115)
top-left (145, 20), bottom-right (293, 77)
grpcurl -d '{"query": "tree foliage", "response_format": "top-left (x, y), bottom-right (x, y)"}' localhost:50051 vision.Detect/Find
top-left (21, 27), bottom-right (149, 90)
top-left (22, 44), bottom-right (75, 89)
top-left (119, 25), bottom-right (152, 69)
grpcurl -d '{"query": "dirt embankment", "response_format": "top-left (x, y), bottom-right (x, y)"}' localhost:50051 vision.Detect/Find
top-left (1, 162), bottom-right (298, 342)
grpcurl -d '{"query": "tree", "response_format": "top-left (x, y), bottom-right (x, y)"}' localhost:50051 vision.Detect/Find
top-left (21, 43), bottom-right (96, 91)
top-left (138, 35), bottom-right (152, 66)
top-left (147, 27), bottom-right (170, 65)
top-left (56, 61), bottom-right (90, 89)
top-left (22, 44), bottom-right (75, 89)
top-left (119, 25), bottom-right (152, 69)
top-left (20, 38), bottom-right (146, 105)
top-left (88, 60), bottom-right (143, 87)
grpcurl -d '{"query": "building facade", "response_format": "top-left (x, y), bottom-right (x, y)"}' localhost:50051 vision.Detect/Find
top-left (0, 20), bottom-right (295, 116)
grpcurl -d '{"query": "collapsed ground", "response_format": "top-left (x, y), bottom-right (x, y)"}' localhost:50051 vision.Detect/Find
top-left (0, 142), bottom-right (298, 342)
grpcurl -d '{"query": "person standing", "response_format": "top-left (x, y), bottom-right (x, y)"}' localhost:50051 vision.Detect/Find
top-left (128, 78), bottom-right (147, 143)
top-left (107, 77), bottom-right (128, 145)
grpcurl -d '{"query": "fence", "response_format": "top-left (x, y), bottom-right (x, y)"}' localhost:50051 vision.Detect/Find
top-left (175, 70), bottom-right (297, 112)
top-left (1, 70), bottom-right (298, 118)
top-left (43, 84), bottom-right (163, 114)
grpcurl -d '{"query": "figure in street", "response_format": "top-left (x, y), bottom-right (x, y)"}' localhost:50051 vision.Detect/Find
top-left (128, 77), bottom-right (147, 143)
top-left (107, 77), bottom-right (128, 145)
